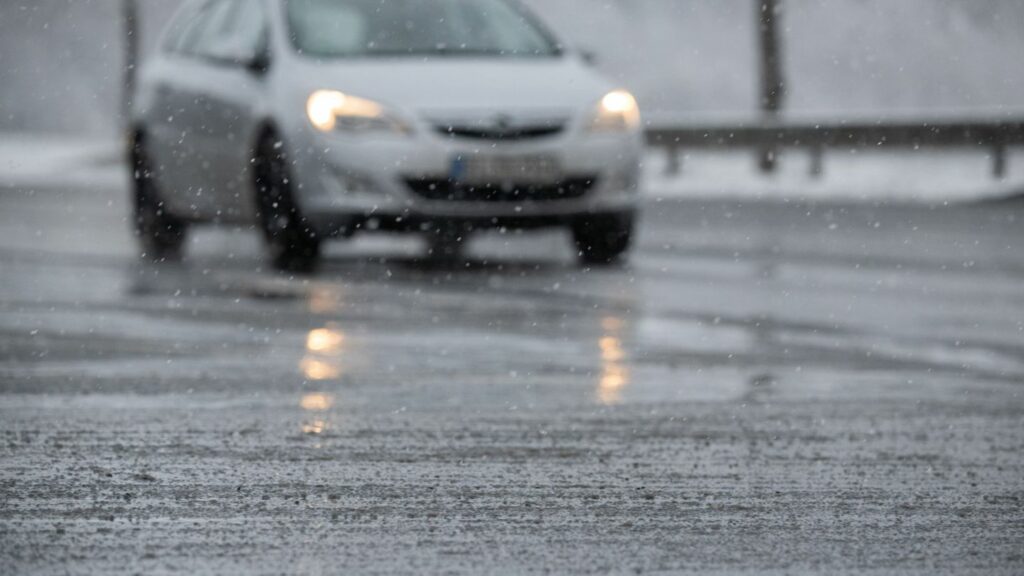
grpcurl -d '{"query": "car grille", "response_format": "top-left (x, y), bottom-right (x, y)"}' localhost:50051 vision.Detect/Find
top-left (405, 177), bottom-right (598, 202)
top-left (434, 124), bottom-right (565, 141)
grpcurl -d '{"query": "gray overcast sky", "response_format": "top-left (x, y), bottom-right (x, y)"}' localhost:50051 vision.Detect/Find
top-left (2, 0), bottom-right (1023, 134)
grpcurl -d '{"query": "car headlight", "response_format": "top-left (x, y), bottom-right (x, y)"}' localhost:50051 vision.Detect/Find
top-left (306, 90), bottom-right (411, 134)
top-left (588, 90), bottom-right (641, 133)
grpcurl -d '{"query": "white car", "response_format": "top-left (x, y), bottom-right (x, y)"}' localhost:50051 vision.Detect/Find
top-left (131, 0), bottom-right (642, 271)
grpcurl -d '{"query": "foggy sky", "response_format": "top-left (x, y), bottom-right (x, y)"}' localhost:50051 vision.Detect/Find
top-left (2, 0), bottom-right (1023, 134)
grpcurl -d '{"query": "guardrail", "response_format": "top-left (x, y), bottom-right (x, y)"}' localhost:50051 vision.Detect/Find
top-left (645, 119), bottom-right (1024, 179)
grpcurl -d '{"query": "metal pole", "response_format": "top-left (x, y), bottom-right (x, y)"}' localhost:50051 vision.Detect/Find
top-left (993, 143), bottom-right (1007, 180)
top-left (757, 0), bottom-right (785, 173)
top-left (809, 145), bottom-right (824, 179)
top-left (122, 0), bottom-right (138, 131)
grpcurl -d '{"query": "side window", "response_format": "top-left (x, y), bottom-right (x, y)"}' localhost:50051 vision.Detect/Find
top-left (192, 0), bottom-right (268, 62)
top-left (191, 0), bottom-right (239, 58)
top-left (162, 0), bottom-right (210, 54)
top-left (227, 1), bottom-right (269, 57)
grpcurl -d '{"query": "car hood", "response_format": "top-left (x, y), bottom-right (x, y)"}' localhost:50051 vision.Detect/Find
top-left (285, 57), bottom-right (615, 119)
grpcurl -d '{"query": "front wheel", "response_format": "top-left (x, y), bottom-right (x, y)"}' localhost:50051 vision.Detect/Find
top-left (131, 135), bottom-right (187, 261)
top-left (253, 135), bottom-right (321, 273)
top-left (572, 212), bottom-right (634, 266)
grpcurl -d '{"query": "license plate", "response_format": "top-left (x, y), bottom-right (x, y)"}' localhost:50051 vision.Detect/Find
top-left (451, 154), bottom-right (562, 185)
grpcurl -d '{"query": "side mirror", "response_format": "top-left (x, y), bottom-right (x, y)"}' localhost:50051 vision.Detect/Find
top-left (247, 32), bottom-right (272, 75)
top-left (246, 49), bottom-right (271, 75)
top-left (206, 39), bottom-right (270, 74)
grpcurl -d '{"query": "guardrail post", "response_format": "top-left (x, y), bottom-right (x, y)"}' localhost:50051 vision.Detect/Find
top-left (665, 145), bottom-right (682, 176)
top-left (992, 144), bottom-right (1007, 179)
top-left (758, 148), bottom-right (777, 173)
top-left (809, 146), bottom-right (824, 178)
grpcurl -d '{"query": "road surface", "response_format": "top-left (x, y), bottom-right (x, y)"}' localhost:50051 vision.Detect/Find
top-left (1, 179), bottom-right (1023, 574)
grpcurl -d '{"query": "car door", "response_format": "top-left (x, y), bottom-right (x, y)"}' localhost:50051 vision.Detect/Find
top-left (188, 0), bottom-right (270, 222)
top-left (145, 0), bottom-right (221, 219)
top-left (147, 0), bottom-right (267, 222)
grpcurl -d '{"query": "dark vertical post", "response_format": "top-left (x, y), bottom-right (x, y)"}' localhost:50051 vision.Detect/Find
top-left (992, 143), bottom-right (1007, 180)
top-left (757, 0), bottom-right (785, 173)
top-left (122, 0), bottom-right (138, 130)
top-left (809, 145), bottom-right (824, 179)
top-left (666, 145), bottom-right (682, 176)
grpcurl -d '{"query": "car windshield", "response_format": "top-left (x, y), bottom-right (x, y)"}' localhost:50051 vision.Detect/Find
top-left (285, 0), bottom-right (561, 59)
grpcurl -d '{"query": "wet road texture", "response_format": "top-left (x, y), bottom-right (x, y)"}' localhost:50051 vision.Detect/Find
top-left (1, 181), bottom-right (1023, 574)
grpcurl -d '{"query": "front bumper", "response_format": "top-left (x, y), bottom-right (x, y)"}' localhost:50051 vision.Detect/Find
top-left (288, 126), bottom-right (642, 236)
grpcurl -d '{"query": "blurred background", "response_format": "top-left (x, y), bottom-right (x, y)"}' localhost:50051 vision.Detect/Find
top-left (2, 0), bottom-right (1023, 203)
top-left (3, 0), bottom-right (1024, 133)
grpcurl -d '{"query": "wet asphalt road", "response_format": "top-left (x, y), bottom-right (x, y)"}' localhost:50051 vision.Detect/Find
top-left (1, 180), bottom-right (1023, 575)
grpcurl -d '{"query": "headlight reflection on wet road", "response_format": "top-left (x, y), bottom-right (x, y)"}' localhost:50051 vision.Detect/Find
top-left (299, 392), bottom-right (336, 436)
top-left (306, 326), bottom-right (345, 354)
top-left (308, 286), bottom-right (344, 315)
top-left (299, 392), bottom-right (335, 412)
top-left (597, 316), bottom-right (630, 406)
top-left (299, 324), bottom-right (346, 435)
top-left (301, 324), bottom-right (346, 382)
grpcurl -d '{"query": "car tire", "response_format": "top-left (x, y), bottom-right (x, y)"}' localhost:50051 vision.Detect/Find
top-left (131, 134), bottom-right (188, 261)
top-left (253, 134), bottom-right (322, 274)
top-left (572, 212), bottom-right (634, 266)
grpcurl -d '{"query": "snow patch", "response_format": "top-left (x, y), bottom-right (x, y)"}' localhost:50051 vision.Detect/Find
top-left (643, 147), bottom-right (1024, 204)
top-left (0, 134), bottom-right (125, 189)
